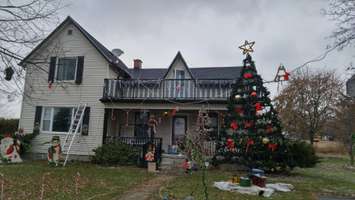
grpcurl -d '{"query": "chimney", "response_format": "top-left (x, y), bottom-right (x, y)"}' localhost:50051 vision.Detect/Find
top-left (133, 59), bottom-right (142, 70)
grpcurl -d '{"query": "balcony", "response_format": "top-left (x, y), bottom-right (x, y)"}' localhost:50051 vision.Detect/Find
top-left (101, 79), bottom-right (235, 102)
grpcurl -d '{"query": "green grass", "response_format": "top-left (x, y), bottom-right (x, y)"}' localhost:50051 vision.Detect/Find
top-left (0, 161), bottom-right (154, 200)
top-left (156, 156), bottom-right (355, 200)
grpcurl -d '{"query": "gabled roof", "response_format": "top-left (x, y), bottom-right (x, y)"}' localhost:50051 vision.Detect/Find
top-left (162, 52), bottom-right (195, 79)
top-left (128, 66), bottom-right (241, 80)
top-left (19, 16), bottom-right (131, 77)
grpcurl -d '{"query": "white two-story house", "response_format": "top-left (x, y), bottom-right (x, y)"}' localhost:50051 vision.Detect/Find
top-left (18, 16), bottom-right (241, 160)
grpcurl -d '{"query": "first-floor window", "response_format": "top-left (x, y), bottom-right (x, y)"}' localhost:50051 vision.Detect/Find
top-left (41, 107), bottom-right (75, 133)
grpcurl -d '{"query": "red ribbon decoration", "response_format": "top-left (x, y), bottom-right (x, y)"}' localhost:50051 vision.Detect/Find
top-left (230, 120), bottom-right (238, 130)
top-left (250, 91), bottom-right (257, 97)
top-left (235, 107), bottom-right (244, 115)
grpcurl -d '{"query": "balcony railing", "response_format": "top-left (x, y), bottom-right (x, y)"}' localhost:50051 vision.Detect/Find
top-left (102, 79), bottom-right (235, 101)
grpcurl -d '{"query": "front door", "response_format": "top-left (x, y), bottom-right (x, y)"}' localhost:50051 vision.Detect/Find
top-left (172, 116), bottom-right (187, 145)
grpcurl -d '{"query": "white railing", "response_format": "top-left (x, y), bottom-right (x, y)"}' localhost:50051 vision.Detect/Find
top-left (102, 79), bottom-right (234, 101)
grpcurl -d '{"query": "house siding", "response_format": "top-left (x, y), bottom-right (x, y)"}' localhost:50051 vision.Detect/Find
top-left (19, 23), bottom-right (117, 156)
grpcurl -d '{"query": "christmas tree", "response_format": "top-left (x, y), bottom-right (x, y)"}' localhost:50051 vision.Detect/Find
top-left (217, 52), bottom-right (290, 172)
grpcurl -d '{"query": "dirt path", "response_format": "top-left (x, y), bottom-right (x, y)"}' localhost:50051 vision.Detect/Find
top-left (116, 174), bottom-right (175, 200)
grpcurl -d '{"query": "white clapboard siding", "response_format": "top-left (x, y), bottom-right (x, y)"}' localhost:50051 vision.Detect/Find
top-left (19, 23), bottom-right (116, 156)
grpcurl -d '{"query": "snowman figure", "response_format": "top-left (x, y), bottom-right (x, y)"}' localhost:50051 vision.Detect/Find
top-left (47, 136), bottom-right (62, 166)
top-left (0, 134), bottom-right (22, 163)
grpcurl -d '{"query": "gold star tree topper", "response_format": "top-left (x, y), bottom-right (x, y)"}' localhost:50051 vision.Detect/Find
top-left (238, 40), bottom-right (255, 55)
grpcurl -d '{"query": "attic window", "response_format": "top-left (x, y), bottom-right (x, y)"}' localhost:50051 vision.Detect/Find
top-left (67, 29), bottom-right (73, 35)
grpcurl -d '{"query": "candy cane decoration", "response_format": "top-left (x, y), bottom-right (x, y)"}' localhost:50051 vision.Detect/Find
top-left (40, 172), bottom-right (50, 200)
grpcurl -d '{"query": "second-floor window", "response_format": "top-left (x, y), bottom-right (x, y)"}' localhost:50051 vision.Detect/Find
top-left (56, 57), bottom-right (77, 81)
top-left (175, 70), bottom-right (185, 79)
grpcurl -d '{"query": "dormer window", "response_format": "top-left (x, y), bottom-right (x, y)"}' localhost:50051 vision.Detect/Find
top-left (56, 57), bottom-right (77, 81)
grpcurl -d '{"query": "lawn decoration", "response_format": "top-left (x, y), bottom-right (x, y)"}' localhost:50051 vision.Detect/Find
top-left (182, 159), bottom-right (192, 174)
top-left (145, 143), bottom-right (156, 172)
top-left (0, 133), bottom-right (22, 163)
top-left (47, 136), bottom-right (62, 166)
top-left (148, 114), bottom-right (158, 140)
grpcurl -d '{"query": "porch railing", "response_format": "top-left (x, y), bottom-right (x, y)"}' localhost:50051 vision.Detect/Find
top-left (102, 79), bottom-right (235, 101)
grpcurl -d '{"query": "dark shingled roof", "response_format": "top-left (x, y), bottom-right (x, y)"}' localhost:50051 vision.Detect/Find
top-left (128, 66), bottom-right (242, 80)
top-left (19, 16), bottom-right (130, 77)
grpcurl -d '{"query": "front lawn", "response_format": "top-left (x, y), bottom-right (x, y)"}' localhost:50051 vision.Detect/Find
top-left (0, 161), bottom-right (154, 200)
top-left (156, 156), bottom-right (355, 200)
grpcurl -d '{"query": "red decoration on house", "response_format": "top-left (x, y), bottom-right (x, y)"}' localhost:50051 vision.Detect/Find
top-left (244, 120), bottom-right (253, 129)
top-left (255, 102), bottom-right (263, 111)
top-left (230, 120), bottom-right (238, 130)
top-left (226, 138), bottom-right (235, 151)
top-left (250, 91), bottom-right (257, 97)
top-left (268, 143), bottom-right (278, 151)
top-left (284, 71), bottom-right (290, 81)
top-left (246, 138), bottom-right (255, 152)
top-left (243, 73), bottom-right (253, 79)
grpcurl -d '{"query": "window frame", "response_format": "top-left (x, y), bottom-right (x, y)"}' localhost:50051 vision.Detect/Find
top-left (55, 57), bottom-right (78, 82)
top-left (40, 106), bottom-right (76, 134)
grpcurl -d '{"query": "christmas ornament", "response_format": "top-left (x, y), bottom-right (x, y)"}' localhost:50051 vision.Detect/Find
top-left (244, 120), bottom-right (253, 128)
top-left (235, 94), bottom-right (241, 99)
top-left (268, 143), bottom-right (278, 151)
top-left (163, 111), bottom-right (169, 117)
top-left (262, 137), bottom-right (270, 144)
top-left (226, 138), bottom-right (235, 151)
top-left (246, 138), bottom-right (254, 152)
top-left (235, 106), bottom-right (244, 115)
top-left (238, 40), bottom-right (255, 55)
top-left (230, 121), bottom-right (238, 130)
top-left (266, 125), bottom-right (273, 134)
top-left (250, 91), bottom-right (257, 97)
top-left (243, 73), bottom-right (253, 79)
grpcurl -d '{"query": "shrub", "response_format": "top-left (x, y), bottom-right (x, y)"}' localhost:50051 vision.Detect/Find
top-left (0, 118), bottom-right (19, 135)
top-left (91, 142), bottom-right (140, 166)
top-left (288, 140), bottom-right (319, 168)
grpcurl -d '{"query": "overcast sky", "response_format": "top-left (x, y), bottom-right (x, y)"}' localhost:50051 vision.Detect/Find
top-left (2, 0), bottom-right (355, 118)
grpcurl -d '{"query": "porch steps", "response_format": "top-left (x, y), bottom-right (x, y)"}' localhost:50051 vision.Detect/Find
top-left (160, 153), bottom-right (186, 171)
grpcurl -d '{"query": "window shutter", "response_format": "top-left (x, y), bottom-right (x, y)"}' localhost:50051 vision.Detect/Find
top-left (81, 107), bottom-right (90, 136)
top-left (48, 57), bottom-right (56, 83)
top-left (34, 106), bottom-right (42, 133)
top-left (75, 56), bottom-right (84, 84)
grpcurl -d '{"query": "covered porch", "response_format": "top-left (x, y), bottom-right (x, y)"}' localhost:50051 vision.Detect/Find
top-left (102, 105), bottom-right (225, 154)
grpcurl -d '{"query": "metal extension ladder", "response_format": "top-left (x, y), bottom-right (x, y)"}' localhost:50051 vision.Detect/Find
top-left (62, 103), bottom-right (87, 166)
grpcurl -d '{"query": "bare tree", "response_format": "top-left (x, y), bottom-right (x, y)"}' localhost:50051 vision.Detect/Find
top-left (323, 0), bottom-right (355, 50)
top-left (274, 69), bottom-right (343, 144)
top-left (0, 0), bottom-right (64, 112)
top-left (331, 96), bottom-right (355, 165)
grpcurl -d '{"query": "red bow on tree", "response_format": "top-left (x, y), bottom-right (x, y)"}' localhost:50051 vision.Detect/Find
top-left (246, 138), bottom-right (254, 152)
top-left (255, 102), bottom-right (263, 111)
top-left (268, 143), bottom-right (278, 151)
top-left (243, 73), bottom-right (253, 79)
top-left (226, 138), bottom-right (235, 151)
top-left (230, 121), bottom-right (238, 130)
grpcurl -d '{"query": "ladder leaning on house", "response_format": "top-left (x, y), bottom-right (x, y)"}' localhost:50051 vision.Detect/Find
top-left (62, 103), bottom-right (87, 167)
